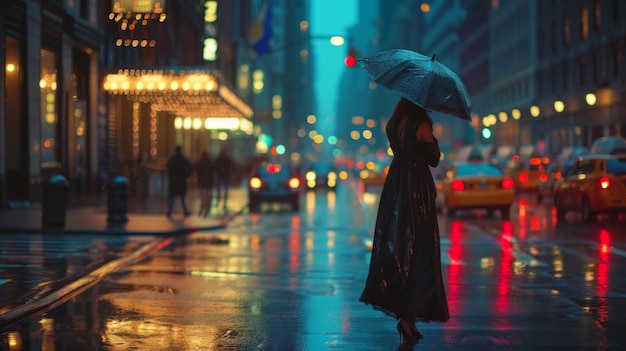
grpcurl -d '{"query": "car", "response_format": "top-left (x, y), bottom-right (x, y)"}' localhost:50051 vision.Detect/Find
top-left (502, 154), bottom-right (550, 191)
top-left (536, 161), bottom-right (566, 203)
top-left (304, 162), bottom-right (338, 190)
top-left (559, 146), bottom-right (589, 163)
top-left (536, 147), bottom-right (589, 203)
top-left (553, 153), bottom-right (626, 222)
top-left (590, 136), bottom-right (626, 155)
top-left (437, 161), bottom-right (516, 218)
top-left (248, 163), bottom-right (302, 212)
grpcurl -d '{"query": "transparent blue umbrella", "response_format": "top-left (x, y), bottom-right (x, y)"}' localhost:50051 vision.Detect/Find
top-left (358, 49), bottom-right (472, 122)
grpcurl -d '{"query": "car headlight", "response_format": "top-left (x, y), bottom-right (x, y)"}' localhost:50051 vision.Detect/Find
top-left (249, 177), bottom-right (262, 189)
top-left (305, 171), bottom-right (317, 181)
top-left (288, 177), bottom-right (301, 189)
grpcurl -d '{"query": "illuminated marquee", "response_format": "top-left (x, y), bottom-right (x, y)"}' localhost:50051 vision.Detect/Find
top-left (112, 0), bottom-right (166, 13)
top-left (103, 68), bottom-right (253, 119)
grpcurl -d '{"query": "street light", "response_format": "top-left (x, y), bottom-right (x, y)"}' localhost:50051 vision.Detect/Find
top-left (329, 35), bottom-right (345, 46)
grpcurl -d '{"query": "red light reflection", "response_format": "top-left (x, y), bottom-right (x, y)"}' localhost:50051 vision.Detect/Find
top-left (597, 229), bottom-right (610, 296)
top-left (289, 231), bottom-right (300, 275)
top-left (496, 231), bottom-right (513, 314)
top-left (446, 220), bottom-right (464, 316)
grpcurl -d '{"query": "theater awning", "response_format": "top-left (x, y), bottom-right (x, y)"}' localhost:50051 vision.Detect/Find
top-left (103, 67), bottom-right (253, 119)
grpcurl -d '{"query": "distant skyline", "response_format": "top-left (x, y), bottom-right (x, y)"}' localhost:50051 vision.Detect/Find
top-left (311, 0), bottom-right (357, 128)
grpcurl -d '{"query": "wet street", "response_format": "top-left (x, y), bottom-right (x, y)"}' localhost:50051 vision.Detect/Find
top-left (1, 181), bottom-right (626, 350)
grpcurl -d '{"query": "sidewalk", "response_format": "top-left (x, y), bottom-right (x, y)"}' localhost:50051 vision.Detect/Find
top-left (0, 187), bottom-right (249, 235)
top-left (0, 187), bottom-right (248, 331)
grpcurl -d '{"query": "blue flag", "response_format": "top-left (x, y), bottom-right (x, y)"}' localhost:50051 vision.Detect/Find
top-left (249, 0), bottom-right (273, 56)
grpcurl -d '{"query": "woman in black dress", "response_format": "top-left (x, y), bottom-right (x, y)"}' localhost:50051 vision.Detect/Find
top-left (360, 97), bottom-right (449, 342)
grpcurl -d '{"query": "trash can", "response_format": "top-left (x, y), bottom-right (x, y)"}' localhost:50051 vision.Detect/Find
top-left (42, 175), bottom-right (69, 226)
top-left (108, 175), bottom-right (129, 223)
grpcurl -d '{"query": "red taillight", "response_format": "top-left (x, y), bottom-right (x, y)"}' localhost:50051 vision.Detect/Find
top-left (555, 171), bottom-right (562, 179)
top-left (539, 173), bottom-right (548, 182)
top-left (266, 164), bottom-right (282, 173)
top-left (451, 180), bottom-right (465, 191)
top-left (288, 177), bottom-right (301, 189)
top-left (519, 172), bottom-right (528, 183)
top-left (502, 177), bottom-right (515, 189)
top-left (599, 176), bottom-right (610, 189)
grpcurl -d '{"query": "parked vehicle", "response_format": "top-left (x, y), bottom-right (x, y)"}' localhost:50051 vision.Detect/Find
top-left (553, 153), bottom-right (626, 221)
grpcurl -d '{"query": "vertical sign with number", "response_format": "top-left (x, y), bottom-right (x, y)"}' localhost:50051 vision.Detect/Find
top-left (203, 1), bottom-right (218, 61)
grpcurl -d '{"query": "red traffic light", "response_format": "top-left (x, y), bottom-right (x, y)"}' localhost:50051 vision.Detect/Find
top-left (344, 55), bottom-right (357, 67)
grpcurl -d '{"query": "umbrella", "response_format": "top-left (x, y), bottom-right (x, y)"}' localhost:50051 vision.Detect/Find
top-left (357, 49), bottom-right (472, 121)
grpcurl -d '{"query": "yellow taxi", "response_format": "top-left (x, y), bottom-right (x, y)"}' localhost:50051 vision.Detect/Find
top-left (437, 161), bottom-right (516, 218)
top-left (503, 155), bottom-right (550, 191)
top-left (536, 161), bottom-right (565, 203)
top-left (554, 154), bottom-right (626, 222)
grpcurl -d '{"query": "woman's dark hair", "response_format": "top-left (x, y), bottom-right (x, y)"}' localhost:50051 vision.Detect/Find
top-left (391, 97), bottom-right (431, 124)
top-left (387, 98), bottom-right (432, 140)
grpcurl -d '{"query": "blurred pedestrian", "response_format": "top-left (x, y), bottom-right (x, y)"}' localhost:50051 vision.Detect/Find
top-left (166, 145), bottom-right (193, 218)
top-left (359, 98), bottom-right (449, 343)
top-left (214, 148), bottom-right (234, 210)
top-left (195, 151), bottom-right (216, 217)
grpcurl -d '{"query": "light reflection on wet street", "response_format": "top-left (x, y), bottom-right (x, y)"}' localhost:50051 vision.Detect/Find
top-left (2, 184), bottom-right (626, 350)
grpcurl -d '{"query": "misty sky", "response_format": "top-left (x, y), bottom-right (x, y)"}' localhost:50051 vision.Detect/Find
top-left (311, 0), bottom-right (357, 127)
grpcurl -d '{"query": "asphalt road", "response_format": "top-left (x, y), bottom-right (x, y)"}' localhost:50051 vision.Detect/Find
top-left (1, 183), bottom-right (626, 350)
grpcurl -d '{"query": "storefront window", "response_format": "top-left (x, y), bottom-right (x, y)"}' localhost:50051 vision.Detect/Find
top-left (40, 49), bottom-right (59, 164)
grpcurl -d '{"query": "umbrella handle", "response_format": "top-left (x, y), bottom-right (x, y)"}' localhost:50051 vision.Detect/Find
top-left (431, 54), bottom-right (436, 61)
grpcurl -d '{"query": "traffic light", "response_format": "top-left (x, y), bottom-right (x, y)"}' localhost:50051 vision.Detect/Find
top-left (344, 47), bottom-right (359, 67)
top-left (481, 127), bottom-right (492, 141)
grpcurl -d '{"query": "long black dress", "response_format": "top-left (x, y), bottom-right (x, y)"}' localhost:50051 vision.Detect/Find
top-left (359, 115), bottom-right (449, 323)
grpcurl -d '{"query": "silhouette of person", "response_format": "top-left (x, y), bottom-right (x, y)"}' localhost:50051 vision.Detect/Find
top-left (166, 145), bottom-right (193, 218)
top-left (360, 98), bottom-right (449, 343)
top-left (195, 151), bottom-right (216, 217)
top-left (214, 148), bottom-right (234, 210)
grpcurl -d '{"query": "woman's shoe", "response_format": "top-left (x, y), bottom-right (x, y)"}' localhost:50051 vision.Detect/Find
top-left (396, 320), bottom-right (420, 342)
top-left (410, 323), bottom-right (423, 339)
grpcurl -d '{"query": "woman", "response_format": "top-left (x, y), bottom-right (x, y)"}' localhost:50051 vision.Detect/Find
top-left (360, 97), bottom-right (449, 342)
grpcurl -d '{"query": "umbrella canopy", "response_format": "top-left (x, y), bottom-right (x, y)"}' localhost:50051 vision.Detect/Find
top-left (358, 49), bottom-right (472, 121)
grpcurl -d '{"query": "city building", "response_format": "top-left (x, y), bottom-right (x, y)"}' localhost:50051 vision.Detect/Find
top-left (464, 0), bottom-right (626, 156)
top-left (1, 0), bottom-right (102, 207)
top-left (1, 0), bottom-right (256, 208)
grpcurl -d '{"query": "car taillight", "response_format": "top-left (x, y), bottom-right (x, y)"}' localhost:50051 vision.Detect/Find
top-left (249, 177), bottom-right (262, 189)
top-left (519, 172), bottom-right (528, 183)
top-left (502, 177), bottom-right (515, 189)
top-left (451, 180), bottom-right (465, 191)
top-left (599, 176), bottom-right (610, 189)
top-left (539, 173), bottom-right (548, 182)
top-left (288, 177), bottom-right (300, 189)
top-left (555, 171), bottom-right (562, 179)
top-left (266, 164), bottom-right (282, 173)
